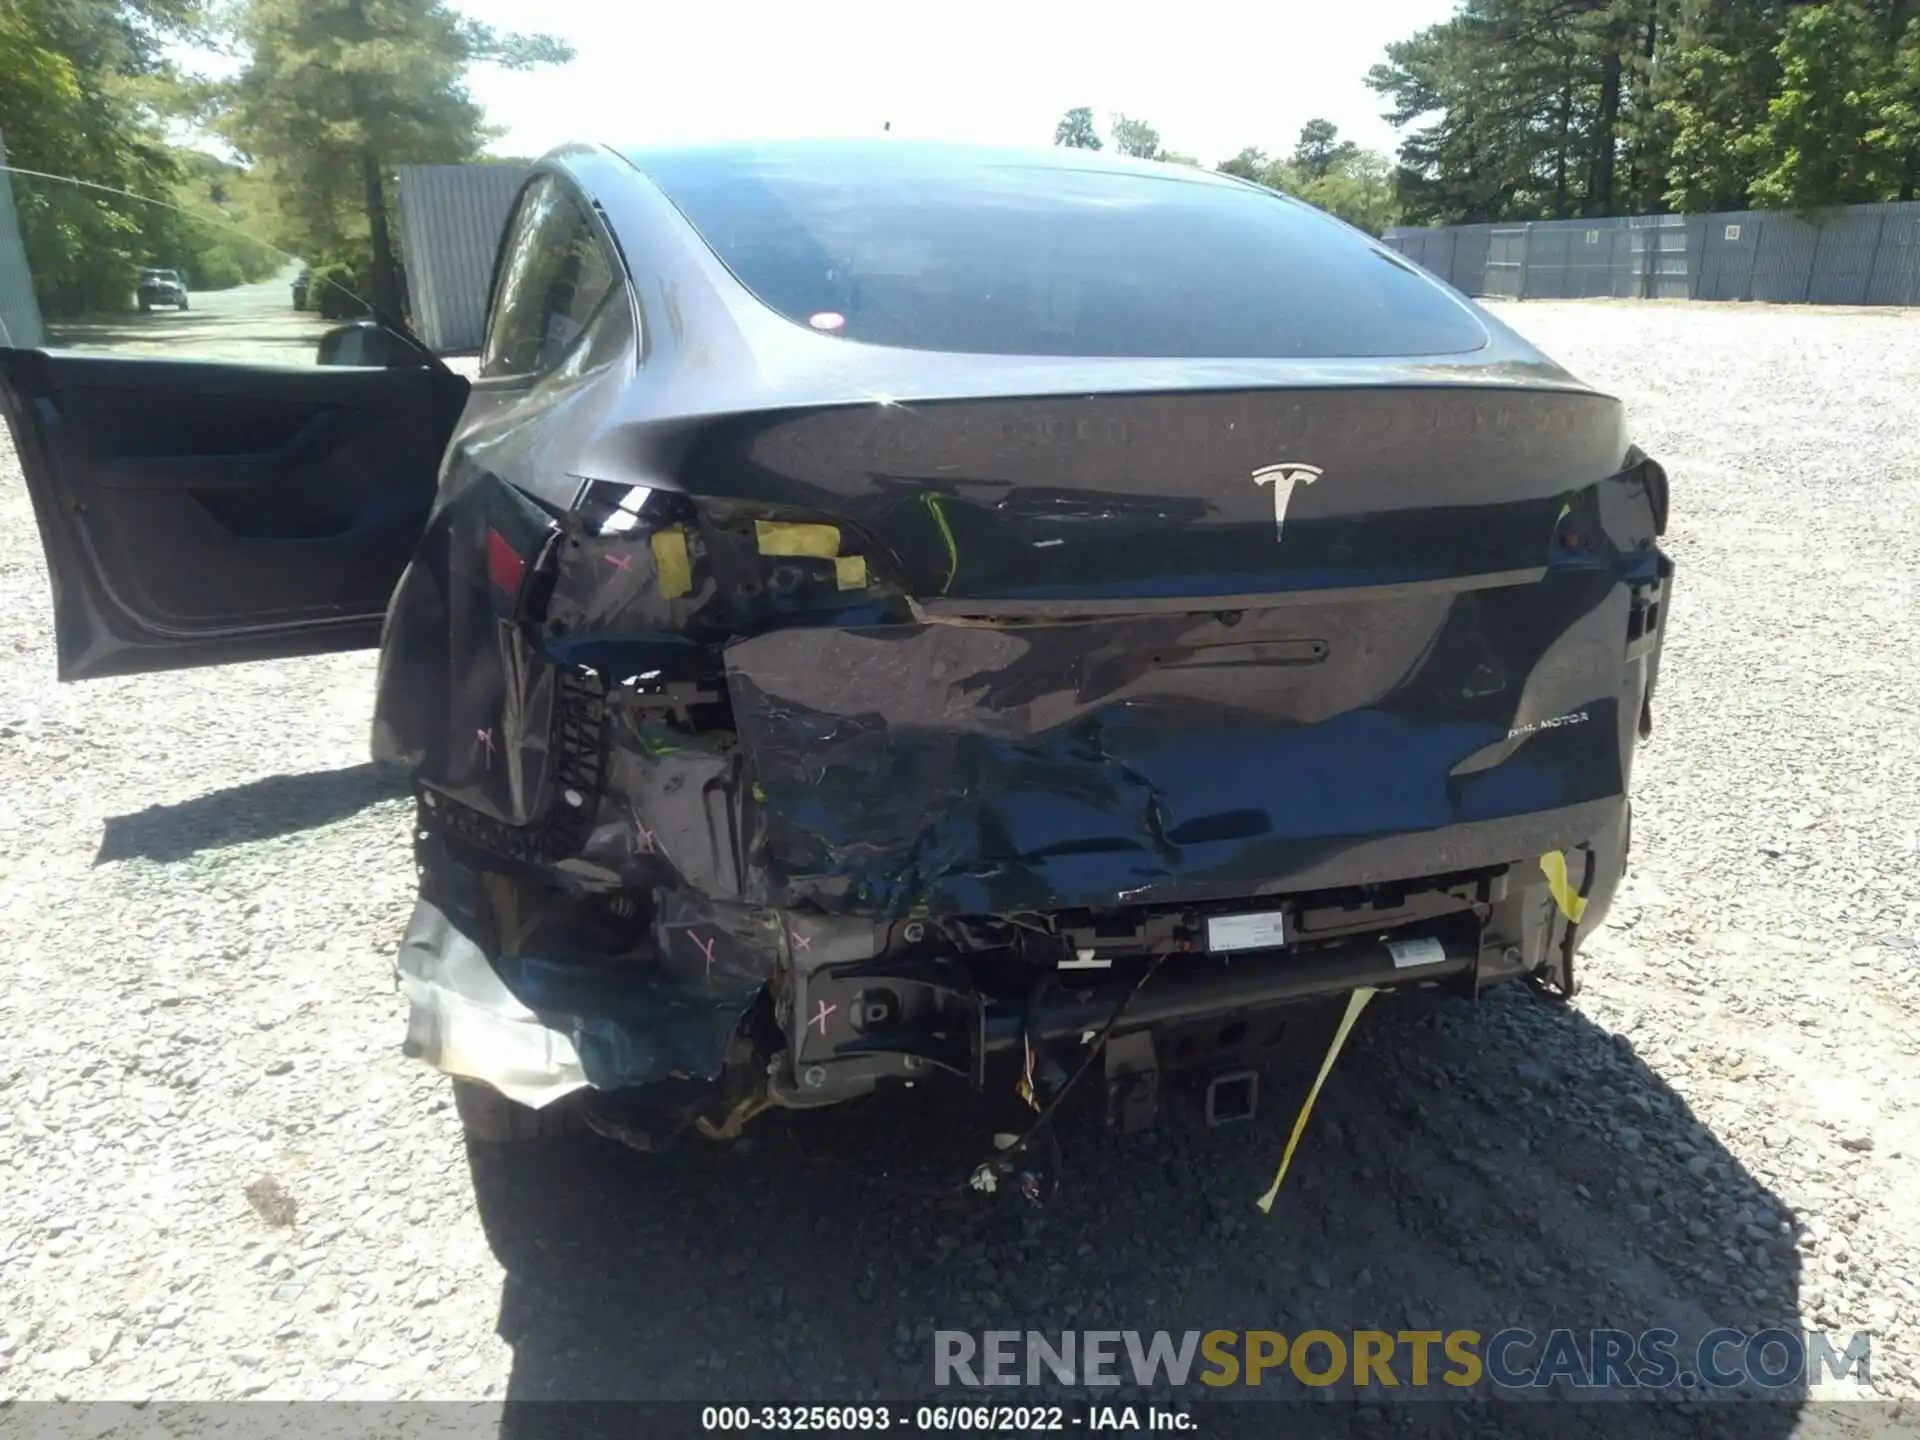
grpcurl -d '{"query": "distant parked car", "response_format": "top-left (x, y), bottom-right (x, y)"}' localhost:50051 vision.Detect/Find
top-left (136, 268), bottom-right (188, 312)
top-left (292, 267), bottom-right (311, 310)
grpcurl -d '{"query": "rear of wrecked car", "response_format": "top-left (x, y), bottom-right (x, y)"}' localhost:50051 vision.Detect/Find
top-left (372, 143), bottom-right (1673, 1132)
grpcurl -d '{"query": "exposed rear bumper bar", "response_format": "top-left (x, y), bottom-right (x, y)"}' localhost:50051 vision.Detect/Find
top-left (397, 812), bottom-right (1620, 1116)
top-left (986, 929), bottom-right (1474, 1051)
top-left (772, 915), bottom-right (1493, 1109)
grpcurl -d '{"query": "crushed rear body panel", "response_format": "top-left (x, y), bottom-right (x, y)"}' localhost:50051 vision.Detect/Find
top-left (373, 372), bottom-right (1672, 1108)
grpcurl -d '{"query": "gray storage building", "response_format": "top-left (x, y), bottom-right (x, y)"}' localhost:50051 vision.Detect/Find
top-left (396, 163), bottom-right (530, 354)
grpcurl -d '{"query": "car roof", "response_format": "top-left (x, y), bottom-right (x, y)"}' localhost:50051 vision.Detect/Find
top-left (614, 136), bottom-right (1259, 193)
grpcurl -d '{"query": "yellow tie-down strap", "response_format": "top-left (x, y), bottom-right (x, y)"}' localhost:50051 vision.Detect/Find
top-left (1540, 850), bottom-right (1588, 923)
top-left (1256, 986), bottom-right (1377, 1214)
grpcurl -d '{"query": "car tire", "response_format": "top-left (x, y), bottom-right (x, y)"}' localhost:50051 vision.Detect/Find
top-left (138, 300), bottom-right (150, 313)
top-left (178, 299), bottom-right (189, 310)
top-left (451, 1077), bottom-right (579, 1143)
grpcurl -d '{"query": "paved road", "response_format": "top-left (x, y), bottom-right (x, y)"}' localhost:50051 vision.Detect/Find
top-left (44, 266), bottom-right (340, 368)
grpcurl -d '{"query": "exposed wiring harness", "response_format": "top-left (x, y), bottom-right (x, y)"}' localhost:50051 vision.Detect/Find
top-left (969, 949), bottom-right (1171, 1198)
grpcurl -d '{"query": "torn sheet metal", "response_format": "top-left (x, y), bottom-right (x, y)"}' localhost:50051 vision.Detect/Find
top-left (398, 889), bottom-right (590, 1109)
top-left (386, 474), bottom-right (1642, 924)
top-left (397, 849), bottom-right (780, 1101)
top-left (652, 890), bottom-right (785, 994)
top-left (560, 709), bottom-right (752, 898)
top-left (372, 446), bottom-right (1666, 1105)
top-left (722, 571), bottom-right (1630, 917)
top-left (373, 472), bottom-right (562, 828)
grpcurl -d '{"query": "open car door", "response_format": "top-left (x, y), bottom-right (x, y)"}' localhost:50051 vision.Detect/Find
top-left (0, 166), bottom-right (470, 680)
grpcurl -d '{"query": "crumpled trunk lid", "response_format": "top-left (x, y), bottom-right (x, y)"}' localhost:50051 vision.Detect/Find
top-left (699, 381), bottom-right (1668, 915)
top-left (725, 570), bottom-right (1643, 915)
top-left (381, 373), bottom-right (1671, 1098)
top-left (384, 377), bottom-right (1670, 920)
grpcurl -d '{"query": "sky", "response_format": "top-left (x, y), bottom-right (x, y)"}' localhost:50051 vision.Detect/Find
top-left (444, 0), bottom-right (1459, 165)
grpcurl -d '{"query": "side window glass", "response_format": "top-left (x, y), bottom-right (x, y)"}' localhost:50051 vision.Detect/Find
top-left (479, 178), bottom-right (560, 377)
top-left (479, 177), bottom-right (617, 380)
top-left (0, 166), bottom-right (406, 368)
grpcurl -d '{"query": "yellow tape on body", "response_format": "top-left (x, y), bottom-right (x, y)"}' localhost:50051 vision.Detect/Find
top-left (1539, 850), bottom-right (1588, 923)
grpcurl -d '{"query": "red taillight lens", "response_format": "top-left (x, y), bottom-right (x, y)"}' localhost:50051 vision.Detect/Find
top-left (487, 527), bottom-right (528, 599)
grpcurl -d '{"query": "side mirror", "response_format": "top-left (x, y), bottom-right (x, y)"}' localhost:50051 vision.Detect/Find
top-left (316, 320), bottom-right (429, 368)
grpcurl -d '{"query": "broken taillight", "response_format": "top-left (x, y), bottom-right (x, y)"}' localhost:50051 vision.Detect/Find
top-left (481, 477), bottom-right (563, 622)
top-left (564, 479), bottom-right (908, 636)
top-left (486, 528), bottom-right (526, 596)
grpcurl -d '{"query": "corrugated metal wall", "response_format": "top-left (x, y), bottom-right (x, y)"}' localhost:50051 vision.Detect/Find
top-left (1483, 227), bottom-right (1527, 298)
top-left (1386, 201), bottom-right (1920, 307)
top-left (1866, 207), bottom-right (1920, 304)
top-left (0, 165), bottom-right (45, 349)
top-left (395, 164), bottom-right (530, 354)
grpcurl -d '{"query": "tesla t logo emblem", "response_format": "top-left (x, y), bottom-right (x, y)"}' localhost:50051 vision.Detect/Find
top-left (1251, 463), bottom-right (1323, 543)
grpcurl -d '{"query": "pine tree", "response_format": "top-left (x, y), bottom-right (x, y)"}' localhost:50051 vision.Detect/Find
top-left (223, 0), bottom-right (570, 321)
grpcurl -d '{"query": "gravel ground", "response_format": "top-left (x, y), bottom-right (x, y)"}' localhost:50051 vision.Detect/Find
top-left (2, 300), bottom-right (1917, 1431)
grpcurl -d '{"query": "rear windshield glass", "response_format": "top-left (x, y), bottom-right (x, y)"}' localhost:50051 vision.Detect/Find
top-left (639, 150), bottom-right (1487, 359)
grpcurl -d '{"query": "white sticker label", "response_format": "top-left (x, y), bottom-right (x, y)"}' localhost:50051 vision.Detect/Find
top-left (1387, 936), bottom-right (1446, 968)
top-left (1207, 911), bottom-right (1290, 953)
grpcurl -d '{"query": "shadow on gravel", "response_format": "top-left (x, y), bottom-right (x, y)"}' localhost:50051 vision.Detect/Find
top-left (94, 760), bottom-right (409, 864)
top-left (469, 987), bottom-right (1809, 1439)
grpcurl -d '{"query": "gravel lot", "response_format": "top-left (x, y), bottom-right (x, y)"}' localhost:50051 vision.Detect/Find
top-left (2, 300), bottom-right (1917, 1430)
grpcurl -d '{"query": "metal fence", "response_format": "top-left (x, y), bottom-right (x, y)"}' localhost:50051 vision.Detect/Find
top-left (395, 164), bottom-right (530, 353)
top-left (1385, 202), bottom-right (1920, 307)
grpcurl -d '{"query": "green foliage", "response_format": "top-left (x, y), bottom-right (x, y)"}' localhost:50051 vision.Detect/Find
top-left (1367, 0), bottom-right (1651, 224)
top-left (1212, 122), bottom-right (1401, 235)
top-left (0, 1), bottom-right (288, 316)
top-left (4, 0), bottom-right (564, 326)
top-left (0, 4), bottom-right (85, 172)
top-left (13, 181), bottom-right (145, 319)
top-left (0, 0), bottom-right (185, 186)
top-left (1373, 0), bottom-right (1920, 224)
top-left (1054, 107), bottom-right (1102, 150)
top-left (11, 164), bottom-right (282, 319)
top-left (1110, 113), bottom-right (1163, 159)
top-left (220, 0), bottom-right (573, 317)
top-left (308, 261), bottom-right (363, 319)
top-left (1883, 18), bottom-right (1920, 196)
top-left (1750, 0), bottom-right (1909, 208)
top-left (1216, 147), bottom-right (1272, 182)
top-left (163, 154), bottom-right (286, 290)
top-left (1292, 119), bottom-right (1361, 180)
top-left (1657, 0), bottom-right (1789, 211)
top-left (1290, 151), bottom-right (1400, 234)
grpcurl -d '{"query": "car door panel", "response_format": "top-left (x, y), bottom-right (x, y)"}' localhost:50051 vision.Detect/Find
top-left (0, 350), bottom-right (468, 680)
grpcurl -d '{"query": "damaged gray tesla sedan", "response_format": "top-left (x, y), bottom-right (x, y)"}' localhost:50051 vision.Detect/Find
top-left (0, 142), bottom-right (1672, 1150)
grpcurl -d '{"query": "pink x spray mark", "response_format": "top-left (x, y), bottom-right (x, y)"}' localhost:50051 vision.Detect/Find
top-left (810, 999), bottom-right (837, 1037)
top-left (472, 728), bottom-right (497, 770)
top-left (603, 552), bottom-right (634, 572)
top-left (689, 930), bottom-right (717, 980)
top-left (634, 822), bottom-right (657, 852)
top-left (791, 929), bottom-right (812, 953)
